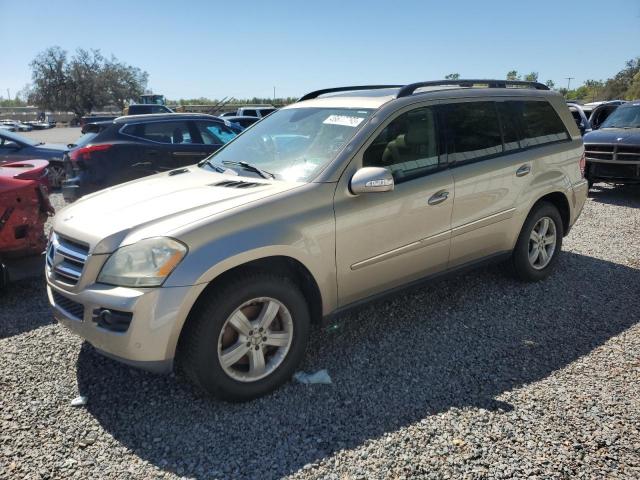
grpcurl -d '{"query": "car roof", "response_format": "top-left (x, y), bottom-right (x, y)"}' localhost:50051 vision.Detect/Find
top-left (113, 113), bottom-right (223, 124)
top-left (287, 86), bottom-right (558, 111)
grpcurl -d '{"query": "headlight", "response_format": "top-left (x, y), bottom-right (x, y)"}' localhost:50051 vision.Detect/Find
top-left (97, 237), bottom-right (187, 287)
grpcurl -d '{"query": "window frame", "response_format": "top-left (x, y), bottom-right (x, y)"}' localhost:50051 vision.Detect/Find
top-left (359, 102), bottom-right (448, 185)
top-left (502, 99), bottom-right (571, 152)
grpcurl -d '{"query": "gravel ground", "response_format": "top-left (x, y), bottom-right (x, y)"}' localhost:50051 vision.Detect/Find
top-left (1, 184), bottom-right (639, 479)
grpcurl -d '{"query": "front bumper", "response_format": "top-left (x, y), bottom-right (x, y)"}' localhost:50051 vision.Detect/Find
top-left (586, 160), bottom-right (640, 183)
top-left (47, 280), bottom-right (205, 373)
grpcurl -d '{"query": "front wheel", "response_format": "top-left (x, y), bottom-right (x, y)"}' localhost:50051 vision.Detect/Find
top-left (179, 272), bottom-right (310, 401)
top-left (511, 202), bottom-right (564, 282)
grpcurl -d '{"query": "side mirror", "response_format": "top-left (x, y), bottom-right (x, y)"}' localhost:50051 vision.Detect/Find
top-left (350, 167), bottom-right (394, 194)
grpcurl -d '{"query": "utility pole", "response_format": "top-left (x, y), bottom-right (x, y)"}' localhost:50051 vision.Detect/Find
top-left (565, 77), bottom-right (574, 92)
top-left (273, 86), bottom-right (276, 103)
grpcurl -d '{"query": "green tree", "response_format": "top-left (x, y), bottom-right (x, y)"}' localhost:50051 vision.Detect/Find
top-left (601, 57), bottom-right (640, 99)
top-left (524, 72), bottom-right (539, 82)
top-left (28, 46), bottom-right (148, 117)
top-left (625, 71), bottom-right (640, 100)
top-left (445, 73), bottom-right (460, 80)
top-left (506, 70), bottom-right (520, 81)
top-left (545, 80), bottom-right (555, 89)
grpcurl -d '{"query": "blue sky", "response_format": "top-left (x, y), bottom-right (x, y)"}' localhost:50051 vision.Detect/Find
top-left (1, 0), bottom-right (639, 100)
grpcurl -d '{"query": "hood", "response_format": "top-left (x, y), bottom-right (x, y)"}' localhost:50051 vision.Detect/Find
top-left (53, 167), bottom-right (302, 254)
top-left (584, 128), bottom-right (640, 145)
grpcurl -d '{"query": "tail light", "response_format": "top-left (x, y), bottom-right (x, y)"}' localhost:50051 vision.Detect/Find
top-left (579, 151), bottom-right (586, 177)
top-left (69, 144), bottom-right (113, 166)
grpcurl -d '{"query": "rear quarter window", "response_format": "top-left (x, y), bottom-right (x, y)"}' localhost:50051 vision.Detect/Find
top-left (517, 101), bottom-right (570, 147)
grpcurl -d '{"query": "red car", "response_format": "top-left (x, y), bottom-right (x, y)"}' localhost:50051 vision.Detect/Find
top-left (0, 160), bottom-right (54, 287)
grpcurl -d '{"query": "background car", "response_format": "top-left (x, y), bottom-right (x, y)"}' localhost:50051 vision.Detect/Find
top-left (62, 113), bottom-right (238, 201)
top-left (222, 115), bottom-right (260, 130)
top-left (566, 102), bottom-right (592, 135)
top-left (583, 101), bottom-right (640, 186)
top-left (0, 129), bottom-right (67, 187)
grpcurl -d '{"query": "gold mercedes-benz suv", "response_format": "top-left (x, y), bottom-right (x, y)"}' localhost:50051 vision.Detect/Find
top-left (46, 80), bottom-right (588, 401)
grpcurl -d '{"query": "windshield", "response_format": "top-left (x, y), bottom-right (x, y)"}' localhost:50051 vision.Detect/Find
top-left (0, 129), bottom-right (37, 147)
top-left (600, 104), bottom-right (640, 129)
top-left (200, 107), bottom-right (373, 181)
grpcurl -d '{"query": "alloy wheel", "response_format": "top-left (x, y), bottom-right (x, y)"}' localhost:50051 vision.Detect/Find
top-left (528, 217), bottom-right (557, 270)
top-left (217, 297), bottom-right (293, 382)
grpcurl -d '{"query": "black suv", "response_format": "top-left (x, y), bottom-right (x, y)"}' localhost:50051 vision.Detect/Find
top-left (583, 101), bottom-right (640, 186)
top-left (63, 114), bottom-right (237, 201)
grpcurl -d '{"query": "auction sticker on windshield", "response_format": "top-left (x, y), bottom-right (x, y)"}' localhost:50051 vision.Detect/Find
top-left (323, 115), bottom-right (365, 127)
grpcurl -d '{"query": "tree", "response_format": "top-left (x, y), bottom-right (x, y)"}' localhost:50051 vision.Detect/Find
top-left (445, 73), bottom-right (460, 80)
top-left (506, 70), bottom-right (520, 81)
top-left (601, 57), bottom-right (640, 99)
top-left (524, 72), bottom-right (539, 82)
top-left (28, 46), bottom-right (148, 117)
top-left (625, 71), bottom-right (640, 100)
top-left (545, 80), bottom-right (555, 90)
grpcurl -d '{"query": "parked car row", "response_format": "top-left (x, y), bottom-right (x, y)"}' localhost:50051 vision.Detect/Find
top-left (1, 120), bottom-right (34, 132)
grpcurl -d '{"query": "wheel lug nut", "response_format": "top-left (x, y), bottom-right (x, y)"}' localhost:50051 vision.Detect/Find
top-left (254, 346), bottom-right (260, 350)
top-left (246, 342), bottom-right (251, 347)
top-left (249, 330), bottom-right (254, 335)
top-left (262, 337), bottom-right (267, 342)
top-left (259, 327), bottom-right (263, 332)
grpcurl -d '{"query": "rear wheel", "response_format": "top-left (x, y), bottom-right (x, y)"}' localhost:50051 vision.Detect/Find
top-left (179, 271), bottom-right (310, 401)
top-left (511, 202), bottom-right (563, 282)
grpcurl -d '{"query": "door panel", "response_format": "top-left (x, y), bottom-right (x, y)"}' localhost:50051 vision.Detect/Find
top-left (335, 169), bottom-right (454, 305)
top-left (449, 155), bottom-right (529, 266)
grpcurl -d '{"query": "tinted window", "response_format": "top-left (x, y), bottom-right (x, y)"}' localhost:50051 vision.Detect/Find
top-left (517, 101), bottom-right (569, 147)
top-left (243, 109), bottom-right (257, 117)
top-left (196, 121), bottom-right (236, 145)
top-left (258, 108), bottom-right (276, 116)
top-left (443, 102), bottom-right (502, 163)
top-left (363, 107), bottom-right (441, 182)
top-left (123, 121), bottom-right (192, 144)
top-left (496, 102), bottom-right (522, 152)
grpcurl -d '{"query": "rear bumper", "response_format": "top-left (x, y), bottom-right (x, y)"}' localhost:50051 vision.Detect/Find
top-left (569, 179), bottom-right (588, 231)
top-left (586, 160), bottom-right (640, 183)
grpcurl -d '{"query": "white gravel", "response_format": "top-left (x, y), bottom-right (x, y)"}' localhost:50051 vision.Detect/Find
top-left (1, 184), bottom-right (639, 479)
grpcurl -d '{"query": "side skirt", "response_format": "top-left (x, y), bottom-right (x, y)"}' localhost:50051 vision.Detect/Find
top-left (322, 251), bottom-right (512, 326)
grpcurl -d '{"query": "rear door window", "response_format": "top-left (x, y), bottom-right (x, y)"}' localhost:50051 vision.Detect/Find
top-left (516, 101), bottom-right (569, 147)
top-left (123, 121), bottom-right (192, 144)
top-left (242, 109), bottom-right (257, 117)
top-left (496, 102), bottom-right (522, 152)
top-left (442, 101), bottom-right (503, 163)
top-left (195, 121), bottom-right (237, 145)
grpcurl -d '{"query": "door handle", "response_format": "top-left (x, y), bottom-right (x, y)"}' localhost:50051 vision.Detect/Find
top-left (428, 190), bottom-right (449, 206)
top-left (516, 164), bottom-right (531, 177)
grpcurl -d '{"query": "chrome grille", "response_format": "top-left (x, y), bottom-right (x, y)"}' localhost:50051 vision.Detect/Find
top-left (46, 233), bottom-right (89, 286)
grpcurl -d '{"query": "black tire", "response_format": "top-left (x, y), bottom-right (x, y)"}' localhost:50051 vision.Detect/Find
top-left (511, 201), bottom-right (564, 282)
top-left (179, 271), bottom-right (310, 402)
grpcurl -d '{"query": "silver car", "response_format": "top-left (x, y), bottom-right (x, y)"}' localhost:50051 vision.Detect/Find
top-left (46, 80), bottom-right (588, 401)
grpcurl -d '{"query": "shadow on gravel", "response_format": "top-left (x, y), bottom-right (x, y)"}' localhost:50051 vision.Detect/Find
top-left (0, 275), bottom-right (53, 339)
top-left (76, 252), bottom-right (640, 479)
top-left (589, 183), bottom-right (640, 207)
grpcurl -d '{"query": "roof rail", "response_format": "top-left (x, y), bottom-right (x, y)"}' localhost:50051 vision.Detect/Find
top-left (396, 79), bottom-right (549, 98)
top-left (298, 85), bottom-right (403, 102)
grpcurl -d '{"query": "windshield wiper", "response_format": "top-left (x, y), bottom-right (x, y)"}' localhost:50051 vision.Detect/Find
top-left (222, 161), bottom-right (275, 179)
top-left (199, 157), bottom-right (234, 174)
